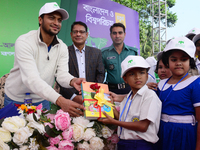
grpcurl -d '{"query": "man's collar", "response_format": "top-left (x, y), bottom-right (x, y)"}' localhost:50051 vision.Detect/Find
top-left (39, 31), bottom-right (59, 46)
top-left (108, 43), bottom-right (129, 51)
top-left (73, 44), bottom-right (85, 52)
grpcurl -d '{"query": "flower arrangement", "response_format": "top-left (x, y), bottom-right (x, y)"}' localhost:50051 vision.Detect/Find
top-left (0, 99), bottom-right (118, 150)
top-left (0, 103), bottom-right (47, 150)
top-left (0, 103), bottom-right (74, 150)
top-left (71, 116), bottom-right (118, 150)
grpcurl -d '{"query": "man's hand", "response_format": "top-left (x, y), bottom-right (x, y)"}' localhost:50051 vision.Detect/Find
top-left (70, 78), bottom-right (86, 93)
top-left (56, 96), bottom-right (85, 117)
top-left (72, 95), bottom-right (83, 104)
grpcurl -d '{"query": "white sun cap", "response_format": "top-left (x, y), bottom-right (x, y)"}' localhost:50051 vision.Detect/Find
top-left (39, 2), bottom-right (69, 20)
top-left (146, 56), bottom-right (157, 67)
top-left (164, 36), bottom-right (195, 58)
top-left (185, 27), bottom-right (200, 38)
top-left (192, 33), bottom-right (200, 44)
top-left (121, 56), bottom-right (150, 77)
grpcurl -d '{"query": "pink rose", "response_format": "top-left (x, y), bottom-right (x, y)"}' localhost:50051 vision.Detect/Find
top-left (58, 140), bottom-right (74, 150)
top-left (62, 126), bottom-right (73, 140)
top-left (49, 135), bottom-right (62, 146)
top-left (47, 114), bottom-right (56, 123)
top-left (111, 134), bottom-right (119, 144)
top-left (46, 146), bottom-right (58, 150)
top-left (54, 110), bottom-right (71, 131)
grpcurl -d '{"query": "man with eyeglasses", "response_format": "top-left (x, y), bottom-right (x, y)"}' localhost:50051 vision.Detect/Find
top-left (57, 21), bottom-right (105, 104)
top-left (101, 23), bottom-right (138, 94)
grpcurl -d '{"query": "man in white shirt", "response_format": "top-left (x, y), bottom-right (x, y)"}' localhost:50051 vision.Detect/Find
top-left (4, 2), bottom-right (85, 117)
top-left (58, 21), bottom-right (105, 104)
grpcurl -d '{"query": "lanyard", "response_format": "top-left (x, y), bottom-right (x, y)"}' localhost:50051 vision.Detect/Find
top-left (119, 92), bottom-right (133, 138)
top-left (148, 73), bottom-right (155, 80)
top-left (159, 73), bottom-right (188, 103)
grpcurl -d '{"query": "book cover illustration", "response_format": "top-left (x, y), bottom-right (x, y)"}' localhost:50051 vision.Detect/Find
top-left (81, 82), bottom-right (114, 120)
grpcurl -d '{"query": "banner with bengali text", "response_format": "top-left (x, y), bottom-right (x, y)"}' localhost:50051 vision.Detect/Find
top-left (76, 0), bottom-right (140, 51)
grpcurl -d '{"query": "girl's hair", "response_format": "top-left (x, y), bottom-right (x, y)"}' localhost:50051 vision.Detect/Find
top-left (162, 50), bottom-right (196, 69)
top-left (155, 60), bottom-right (160, 74)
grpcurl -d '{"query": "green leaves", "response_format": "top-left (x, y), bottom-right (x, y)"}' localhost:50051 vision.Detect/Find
top-left (45, 125), bottom-right (62, 138)
top-left (31, 129), bottom-right (50, 147)
top-left (49, 104), bottom-right (61, 114)
top-left (0, 118), bottom-right (4, 127)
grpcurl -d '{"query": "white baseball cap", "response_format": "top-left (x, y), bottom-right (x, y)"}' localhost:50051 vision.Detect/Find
top-left (164, 36), bottom-right (195, 58)
top-left (146, 56), bottom-right (157, 67)
top-left (185, 27), bottom-right (200, 38)
top-left (39, 2), bottom-right (69, 20)
top-left (121, 56), bottom-right (150, 77)
top-left (192, 33), bottom-right (200, 44)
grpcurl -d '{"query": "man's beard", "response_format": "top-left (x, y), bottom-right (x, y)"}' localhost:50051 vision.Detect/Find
top-left (41, 23), bottom-right (60, 36)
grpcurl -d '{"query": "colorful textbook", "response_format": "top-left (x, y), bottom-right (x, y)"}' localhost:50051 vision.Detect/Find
top-left (81, 82), bottom-right (114, 120)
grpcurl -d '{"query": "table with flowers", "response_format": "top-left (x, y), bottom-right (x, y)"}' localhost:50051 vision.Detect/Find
top-left (0, 83), bottom-right (119, 150)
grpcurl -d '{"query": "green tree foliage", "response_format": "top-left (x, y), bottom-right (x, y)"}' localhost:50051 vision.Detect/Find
top-left (112, 0), bottom-right (177, 58)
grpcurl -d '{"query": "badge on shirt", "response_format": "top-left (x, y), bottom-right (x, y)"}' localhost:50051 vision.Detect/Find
top-left (107, 56), bottom-right (116, 60)
top-left (109, 64), bottom-right (114, 70)
top-left (131, 116), bottom-right (139, 122)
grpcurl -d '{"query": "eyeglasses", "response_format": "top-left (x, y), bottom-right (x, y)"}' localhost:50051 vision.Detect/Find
top-left (72, 30), bottom-right (86, 34)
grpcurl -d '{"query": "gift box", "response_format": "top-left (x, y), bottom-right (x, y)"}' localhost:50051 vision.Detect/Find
top-left (81, 82), bottom-right (114, 120)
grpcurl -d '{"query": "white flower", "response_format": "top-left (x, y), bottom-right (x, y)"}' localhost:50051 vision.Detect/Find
top-left (102, 125), bottom-right (113, 138)
top-left (19, 145), bottom-right (29, 150)
top-left (29, 138), bottom-right (40, 150)
top-left (26, 113), bottom-right (45, 134)
top-left (27, 121), bottom-right (45, 134)
top-left (72, 116), bottom-right (90, 128)
top-left (13, 126), bottom-right (32, 145)
top-left (87, 121), bottom-right (94, 128)
top-left (0, 128), bottom-right (11, 142)
top-left (37, 109), bottom-right (42, 116)
top-left (89, 137), bottom-right (104, 150)
top-left (77, 141), bottom-right (90, 150)
top-left (2, 116), bottom-right (26, 132)
top-left (72, 124), bottom-right (84, 142)
top-left (0, 138), bottom-right (10, 150)
top-left (26, 113), bottom-right (40, 122)
top-left (83, 128), bottom-right (96, 141)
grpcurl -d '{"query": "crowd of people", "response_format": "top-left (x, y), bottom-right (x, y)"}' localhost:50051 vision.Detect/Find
top-left (2, 2), bottom-right (200, 150)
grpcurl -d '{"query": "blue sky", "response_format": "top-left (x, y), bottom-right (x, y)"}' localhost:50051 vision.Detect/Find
top-left (167, 0), bottom-right (200, 40)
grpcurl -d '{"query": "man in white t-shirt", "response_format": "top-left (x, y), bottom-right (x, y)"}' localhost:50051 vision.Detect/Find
top-left (4, 2), bottom-right (85, 117)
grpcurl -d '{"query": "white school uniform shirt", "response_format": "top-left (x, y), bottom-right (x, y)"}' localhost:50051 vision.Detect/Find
top-left (118, 85), bottom-right (162, 143)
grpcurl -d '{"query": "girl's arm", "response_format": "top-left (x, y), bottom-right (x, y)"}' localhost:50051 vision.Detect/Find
top-left (195, 106), bottom-right (200, 150)
top-left (99, 112), bottom-right (150, 132)
top-left (108, 91), bottom-right (127, 102)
